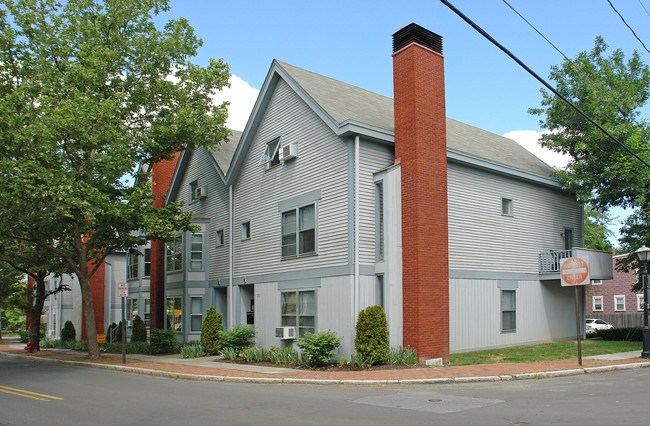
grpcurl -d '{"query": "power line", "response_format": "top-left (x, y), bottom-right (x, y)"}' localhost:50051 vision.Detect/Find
top-left (608, 0), bottom-right (650, 55)
top-left (439, 0), bottom-right (650, 170)
top-left (502, 0), bottom-right (629, 120)
top-left (639, 0), bottom-right (650, 18)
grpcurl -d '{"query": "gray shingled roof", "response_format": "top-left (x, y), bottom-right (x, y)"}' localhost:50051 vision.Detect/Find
top-left (276, 61), bottom-right (554, 177)
top-left (211, 130), bottom-right (241, 175)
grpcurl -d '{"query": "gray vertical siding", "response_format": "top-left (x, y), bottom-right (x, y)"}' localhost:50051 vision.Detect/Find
top-left (175, 147), bottom-right (230, 281)
top-left (232, 79), bottom-right (350, 277)
top-left (447, 162), bottom-right (583, 273)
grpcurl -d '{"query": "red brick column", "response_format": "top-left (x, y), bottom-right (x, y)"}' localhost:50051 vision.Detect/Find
top-left (393, 24), bottom-right (450, 363)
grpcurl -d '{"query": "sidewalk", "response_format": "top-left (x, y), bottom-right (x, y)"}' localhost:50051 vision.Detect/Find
top-left (1, 337), bottom-right (649, 385)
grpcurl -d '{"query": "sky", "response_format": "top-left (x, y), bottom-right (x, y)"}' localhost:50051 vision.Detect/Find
top-left (156, 0), bottom-right (650, 243)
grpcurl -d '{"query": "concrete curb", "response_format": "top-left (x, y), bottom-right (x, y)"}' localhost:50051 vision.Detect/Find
top-left (3, 350), bottom-right (650, 386)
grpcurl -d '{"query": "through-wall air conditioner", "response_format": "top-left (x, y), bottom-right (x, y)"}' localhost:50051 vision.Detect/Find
top-left (194, 186), bottom-right (208, 199)
top-left (275, 326), bottom-right (296, 340)
top-left (279, 143), bottom-right (297, 162)
top-left (127, 320), bottom-right (133, 327)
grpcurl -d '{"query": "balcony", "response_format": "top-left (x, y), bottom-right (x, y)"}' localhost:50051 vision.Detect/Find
top-left (539, 248), bottom-right (613, 281)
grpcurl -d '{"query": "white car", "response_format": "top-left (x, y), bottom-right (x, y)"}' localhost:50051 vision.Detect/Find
top-left (585, 319), bottom-right (613, 330)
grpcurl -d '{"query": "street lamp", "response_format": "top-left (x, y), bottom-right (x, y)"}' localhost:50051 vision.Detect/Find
top-left (635, 245), bottom-right (650, 359)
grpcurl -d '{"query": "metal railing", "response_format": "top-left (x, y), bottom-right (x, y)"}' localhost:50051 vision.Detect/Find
top-left (538, 249), bottom-right (573, 273)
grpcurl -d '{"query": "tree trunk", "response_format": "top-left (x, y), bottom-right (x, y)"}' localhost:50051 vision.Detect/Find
top-left (29, 275), bottom-right (47, 352)
top-left (78, 269), bottom-right (100, 360)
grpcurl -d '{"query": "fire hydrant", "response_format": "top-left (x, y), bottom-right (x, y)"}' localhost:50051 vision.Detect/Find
top-left (24, 341), bottom-right (33, 353)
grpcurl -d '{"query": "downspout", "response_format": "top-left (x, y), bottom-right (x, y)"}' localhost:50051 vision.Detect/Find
top-left (354, 135), bottom-right (360, 319)
top-left (229, 184), bottom-right (234, 330)
top-left (106, 261), bottom-right (112, 327)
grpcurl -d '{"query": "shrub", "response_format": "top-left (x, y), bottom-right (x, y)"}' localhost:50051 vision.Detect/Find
top-left (296, 330), bottom-right (341, 368)
top-left (220, 325), bottom-right (255, 355)
top-left (265, 347), bottom-right (300, 365)
top-left (114, 321), bottom-right (123, 343)
top-left (220, 346), bottom-right (238, 360)
top-left (241, 346), bottom-right (265, 362)
top-left (61, 321), bottom-right (76, 341)
top-left (354, 305), bottom-right (389, 365)
top-left (19, 329), bottom-right (29, 343)
top-left (200, 307), bottom-right (224, 355)
top-left (180, 342), bottom-right (206, 358)
top-left (101, 341), bottom-right (151, 354)
top-left (386, 345), bottom-right (418, 365)
top-left (597, 327), bottom-right (643, 341)
top-left (131, 315), bottom-right (148, 342)
top-left (106, 323), bottom-right (118, 343)
top-left (150, 328), bottom-right (178, 354)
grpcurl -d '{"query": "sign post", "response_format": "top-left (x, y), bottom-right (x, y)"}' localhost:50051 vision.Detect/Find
top-left (560, 257), bottom-right (591, 366)
top-left (118, 282), bottom-right (128, 364)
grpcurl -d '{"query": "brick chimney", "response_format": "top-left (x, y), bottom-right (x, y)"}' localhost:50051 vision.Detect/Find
top-left (149, 153), bottom-right (181, 330)
top-left (393, 23), bottom-right (450, 363)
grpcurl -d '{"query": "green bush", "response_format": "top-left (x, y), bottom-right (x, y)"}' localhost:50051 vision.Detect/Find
top-left (180, 342), bottom-right (206, 358)
top-left (220, 346), bottom-right (238, 360)
top-left (597, 327), bottom-right (643, 341)
top-left (241, 346), bottom-right (266, 362)
top-left (265, 347), bottom-right (300, 365)
top-left (114, 321), bottom-right (123, 343)
top-left (220, 325), bottom-right (255, 355)
top-left (354, 305), bottom-right (389, 365)
top-left (101, 341), bottom-right (151, 354)
top-left (200, 307), bottom-right (224, 355)
top-left (386, 345), bottom-right (418, 365)
top-left (296, 330), bottom-right (341, 368)
top-left (19, 329), bottom-right (29, 343)
top-left (61, 321), bottom-right (76, 341)
top-left (150, 328), bottom-right (178, 354)
top-left (131, 315), bottom-right (148, 342)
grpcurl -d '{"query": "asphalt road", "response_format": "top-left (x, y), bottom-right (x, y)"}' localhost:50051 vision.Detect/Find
top-left (1, 353), bottom-right (648, 425)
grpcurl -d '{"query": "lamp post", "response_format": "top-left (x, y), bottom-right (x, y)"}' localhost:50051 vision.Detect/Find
top-left (635, 245), bottom-right (650, 359)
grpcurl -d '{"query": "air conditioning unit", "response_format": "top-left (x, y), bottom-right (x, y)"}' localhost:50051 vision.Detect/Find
top-left (194, 186), bottom-right (207, 199)
top-left (275, 326), bottom-right (296, 340)
top-left (127, 320), bottom-right (132, 327)
top-left (279, 143), bottom-right (297, 162)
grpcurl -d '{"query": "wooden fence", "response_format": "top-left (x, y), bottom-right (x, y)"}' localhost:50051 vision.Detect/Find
top-left (591, 313), bottom-right (644, 328)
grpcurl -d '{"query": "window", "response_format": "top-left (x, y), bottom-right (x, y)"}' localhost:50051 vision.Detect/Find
top-left (638, 294), bottom-right (644, 311)
top-left (144, 298), bottom-right (151, 327)
top-left (563, 228), bottom-right (573, 251)
top-left (593, 296), bottom-right (603, 311)
top-left (376, 182), bottom-right (384, 261)
top-left (166, 296), bottom-right (182, 332)
top-left (261, 138), bottom-right (281, 169)
top-left (128, 298), bottom-right (138, 322)
top-left (501, 197), bottom-right (513, 216)
top-left (144, 248), bottom-right (151, 277)
top-left (215, 229), bottom-right (224, 247)
top-left (376, 275), bottom-right (385, 309)
top-left (190, 234), bottom-right (203, 270)
top-left (501, 290), bottom-right (516, 332)
top-left (190, 180), bottom-right (199, 202)
top-left (281, 204), bottom-right (315, 257)
top-left (281, 290), bottom-right (315, 337)
top-left (191, 297), bottom-right (202, 332)
top-left (591, 279), bottom-right (602, 285)
top-left (241, 221), bottom-right (251, 240)
top-left (127, 252), bottom-right (139, 279)
top-left (166, 236), bottom-right (183, 272)
top-left (614, 295), bottom-right (625, 311)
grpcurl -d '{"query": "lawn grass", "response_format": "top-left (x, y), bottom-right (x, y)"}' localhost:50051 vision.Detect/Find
top-left (449, 339), bottom-right (642, 366)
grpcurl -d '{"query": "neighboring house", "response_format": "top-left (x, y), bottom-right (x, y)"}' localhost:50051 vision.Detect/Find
top-left (585, 253), bottom-right (642, 327)
top-left (127, 23), bottom-right (612, 363)
top-left (39, 253), bottom-right (126, 341)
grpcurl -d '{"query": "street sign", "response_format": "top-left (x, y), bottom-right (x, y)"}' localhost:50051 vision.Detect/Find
top-left (117, 282), bottom-right (128, 298)
top-left (560, 257), bottom-right (590, 286)
top-left (97, 334), bottom-right (106, 344)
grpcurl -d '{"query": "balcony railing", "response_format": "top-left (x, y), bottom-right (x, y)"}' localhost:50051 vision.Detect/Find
top-left (538, 248), bottom-right (613, 280)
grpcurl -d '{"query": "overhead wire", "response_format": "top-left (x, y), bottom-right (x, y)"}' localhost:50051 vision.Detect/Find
top-left (439, 0), bottom-right (650, 170)
top-left (608, 0), bottom-right (650, 55)
top-left (639, 0), bottom-right (650, 19)
top-left (502, 0), bottom-right (629, 120)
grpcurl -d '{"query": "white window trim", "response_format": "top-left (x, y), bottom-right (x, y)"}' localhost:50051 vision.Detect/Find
top-left (190, 297), bottom-right (202, 333)
top-left (190, 233), bottom-right (204, 271)
top-left (591, 279), bottom-right (602, 285)
top-left (501, 289), bottom-right (516, 332)
top-left (614, 295), bottom-right (626, 311)
top-left (281, 203), bottom-right (317, 258)
top-left (261, 137), bottom-right (281, 170)
top-left (501, 197), bottom-right (513, 217)
top-left (592, 295), bottom-right (603, 312)
top-left (637, 294), bottom-right (644, 311)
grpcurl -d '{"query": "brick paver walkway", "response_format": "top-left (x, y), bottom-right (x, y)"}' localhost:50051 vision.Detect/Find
top-left (2, 341), bottom-right (648, 383)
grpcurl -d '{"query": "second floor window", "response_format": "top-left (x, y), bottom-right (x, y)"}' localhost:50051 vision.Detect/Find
top-left (127, 252), bottom-right (139, 279)
top-left (281, 204), bottom-right (316, 257)
top-left (144, 248), bottom-right (151, 277)
top-left (191, 234), bottom-right (203, 270)
top-left (166, 236), bottom-right (183, 272)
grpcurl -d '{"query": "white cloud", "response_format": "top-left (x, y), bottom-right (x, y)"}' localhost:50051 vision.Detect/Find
top-left (210, 74), bottom-right (259, 132)
top-left (504, 130), bottom-right (571, 169)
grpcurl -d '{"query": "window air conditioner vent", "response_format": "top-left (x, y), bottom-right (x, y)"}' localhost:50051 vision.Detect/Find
top-left (279, 143), bottom-right (297, 162)
top-left (194, 186), bottom-right (207, 199)
top-left (275, 326), bottom-right (296, 340)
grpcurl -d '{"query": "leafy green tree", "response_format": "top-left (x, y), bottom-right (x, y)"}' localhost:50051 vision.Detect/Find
top-left (0, 263), bottom-right (26, 339)
top-left (200, 307), bottom-right (223, 355)
top-left (61, 320), bottom-right (76, 342)
top-left (584, 206), bottom-right (614, 251)
top-left (0, 0), bottom-right (230, 359)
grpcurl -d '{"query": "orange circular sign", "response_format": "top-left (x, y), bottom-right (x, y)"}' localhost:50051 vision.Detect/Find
top-left (560, 257), bottom-right (590, 285)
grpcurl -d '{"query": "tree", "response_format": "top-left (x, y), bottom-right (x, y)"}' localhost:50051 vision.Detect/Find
top-left (0, 263), bottom-right (26, 339)
top-left (0, 0), bottom-right (230, 359)
top-left (354, 305), bottom-right (389, 365)
top-left (584, 206), bottom-right (614, 251)
top-left (200, 307), bottom-right (223, 355)
top-left (131, 315), bottom-right (147, 342)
